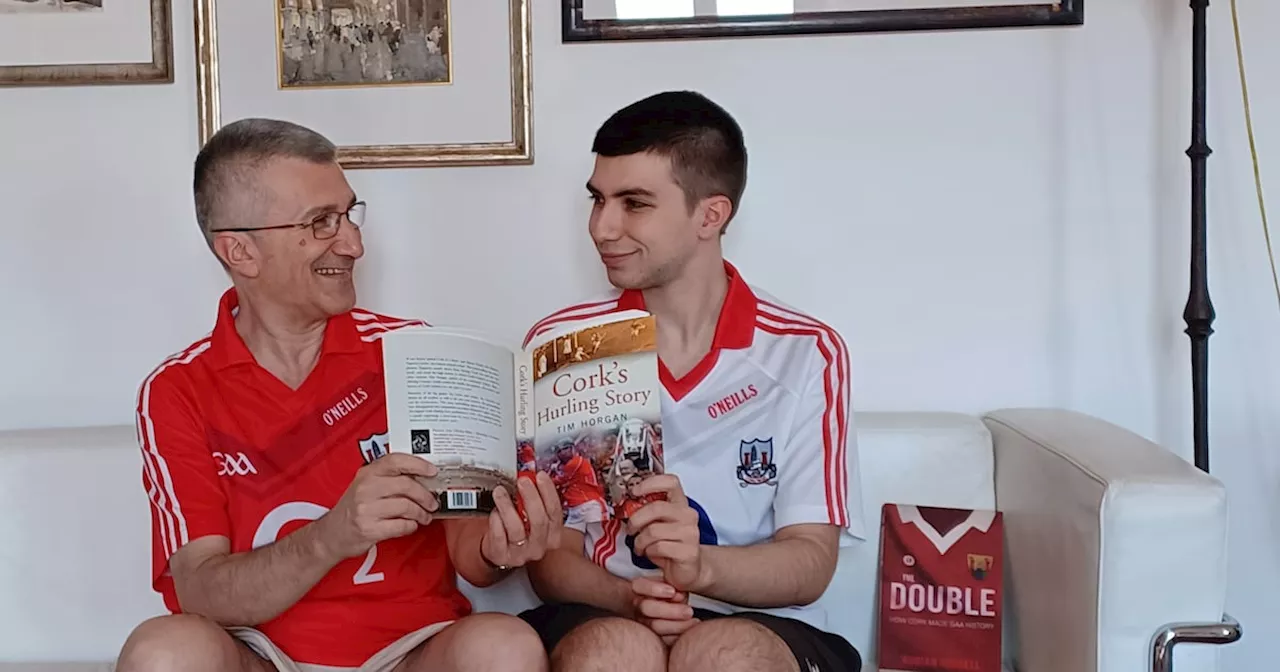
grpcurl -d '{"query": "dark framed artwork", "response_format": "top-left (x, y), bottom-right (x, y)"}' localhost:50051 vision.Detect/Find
top-left (562, 0), bottom-right (1082, 42)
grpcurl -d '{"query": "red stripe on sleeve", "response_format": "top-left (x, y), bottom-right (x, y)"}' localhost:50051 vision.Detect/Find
top-left (755, 307), bottom-right (850, 528)
top-left (522, 300), bottom-right (622, 349)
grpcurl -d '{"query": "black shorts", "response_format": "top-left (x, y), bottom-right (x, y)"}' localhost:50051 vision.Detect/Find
top-left (519, 602), bottom-right (861, 672)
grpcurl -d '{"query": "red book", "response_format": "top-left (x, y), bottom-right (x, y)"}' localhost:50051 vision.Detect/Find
top-left (877, 503), bottom-right (1003, 672)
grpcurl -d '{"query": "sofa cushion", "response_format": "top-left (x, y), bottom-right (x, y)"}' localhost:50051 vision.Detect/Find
top-left (821, 411), bottom-right (996, 665)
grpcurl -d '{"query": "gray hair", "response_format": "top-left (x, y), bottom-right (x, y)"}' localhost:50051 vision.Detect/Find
top-left (192, 118), bottom-right (337, 247)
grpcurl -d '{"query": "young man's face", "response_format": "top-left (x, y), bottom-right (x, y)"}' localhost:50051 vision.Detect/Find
top-left (586, 151), bottom-right (703, 290)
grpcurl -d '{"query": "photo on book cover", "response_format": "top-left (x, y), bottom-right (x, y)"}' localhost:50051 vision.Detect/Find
top-left (379, 309), bottom-right (662, 523)
top-left (528, 314), bottom-right (664, 525)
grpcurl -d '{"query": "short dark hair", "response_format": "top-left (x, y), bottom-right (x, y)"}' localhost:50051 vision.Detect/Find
top-left (192, 118), bottom-right (337, 245)
top-left (592, 91), bottom-right (747, 231)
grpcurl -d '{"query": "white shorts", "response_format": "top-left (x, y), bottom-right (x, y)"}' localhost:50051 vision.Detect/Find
top-left (227, 620), bottom-right (454, 672)
top-left (565, 500), bottom-right (606, 528)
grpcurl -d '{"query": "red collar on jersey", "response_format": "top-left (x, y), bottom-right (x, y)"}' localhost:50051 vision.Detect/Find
top-left (206, 287), bottom-right (365, 370)
top-left (616, 260), bottom-right (757, 351)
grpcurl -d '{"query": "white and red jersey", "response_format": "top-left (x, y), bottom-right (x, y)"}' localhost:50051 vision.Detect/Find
top-left (878, 504), bottom-right (1003, 672)
top-left (523, 261), bottom-right (865, 630)
top-left (136, 288), bottom-right (471, 667)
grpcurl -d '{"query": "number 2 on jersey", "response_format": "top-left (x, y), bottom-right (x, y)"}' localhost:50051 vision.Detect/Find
top-left (252, 501), bottom-right (384, 585)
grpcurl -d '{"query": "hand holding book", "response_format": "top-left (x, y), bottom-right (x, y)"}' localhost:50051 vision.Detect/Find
top-left (618, 474), bottom-right (702, 645)
top-left (314, 453), bottom-right (440, 561)
top-left (628, 474), bottom-right (701, 592)
top-left (478, 471), bottom-right (563, 570)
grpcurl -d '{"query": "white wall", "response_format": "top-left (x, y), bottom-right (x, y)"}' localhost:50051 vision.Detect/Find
top-left (0, 0), bottom-right (1274, 667)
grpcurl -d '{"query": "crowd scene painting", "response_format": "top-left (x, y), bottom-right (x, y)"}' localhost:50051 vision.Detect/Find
top-left (277, 0), bottom-right (450, 88)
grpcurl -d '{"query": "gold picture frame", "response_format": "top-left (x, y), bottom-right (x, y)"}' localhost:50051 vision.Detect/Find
top-left (0, 0), bottom-right (173, 86)
top-left (193, 0), bottom-right (533, 169)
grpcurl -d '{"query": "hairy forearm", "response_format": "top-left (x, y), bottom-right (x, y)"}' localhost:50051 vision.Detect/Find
top-left (445, 519), bottom-right (506, 588)
top-left (692, 534), bottom-right (837, 609)
top-left (175, 524), bottom-right (341, 627)
top-left (528, 547), bottom-right (635, 617)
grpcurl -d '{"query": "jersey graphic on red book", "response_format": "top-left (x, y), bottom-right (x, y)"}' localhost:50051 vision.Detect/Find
top-left (877, 503), bottom-right (1003, 672)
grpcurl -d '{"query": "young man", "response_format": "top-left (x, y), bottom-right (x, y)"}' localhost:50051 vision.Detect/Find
top-left (520, 92), bottom-right (865, 672)
top-left (116, 118), bottom-right (563, 672)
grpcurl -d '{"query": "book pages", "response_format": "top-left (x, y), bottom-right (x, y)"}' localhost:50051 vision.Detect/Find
top-left (382, 329), bottom-right (518, 518)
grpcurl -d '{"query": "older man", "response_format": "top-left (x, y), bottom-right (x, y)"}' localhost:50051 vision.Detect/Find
top-left (116, 118), bottom-right (561, 672)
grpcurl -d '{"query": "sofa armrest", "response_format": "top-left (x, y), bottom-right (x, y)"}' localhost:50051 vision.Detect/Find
top-left (983, 409), bottom-right (1229, 672)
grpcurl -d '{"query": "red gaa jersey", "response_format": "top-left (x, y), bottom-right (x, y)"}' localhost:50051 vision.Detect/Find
top-left (878, 504), bottom-right (1003, 672)
top-left (136, 288), bottom-right (471, 666)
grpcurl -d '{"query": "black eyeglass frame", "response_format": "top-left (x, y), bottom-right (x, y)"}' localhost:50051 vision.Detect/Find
top-left (210, 201), bottom-right (367, 240)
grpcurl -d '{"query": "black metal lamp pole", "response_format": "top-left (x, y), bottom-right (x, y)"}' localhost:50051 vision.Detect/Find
top-left (1154, 9), bottom-right (1246, 667)
top-left (1184, 0), bottom-right (1214, 474)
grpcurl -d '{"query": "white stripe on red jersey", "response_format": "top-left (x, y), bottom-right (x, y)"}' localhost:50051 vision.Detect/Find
top-left (136, 337), bottom-right (212, 557)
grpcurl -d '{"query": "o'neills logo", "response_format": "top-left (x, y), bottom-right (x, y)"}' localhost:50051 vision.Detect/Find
top-left (323, 387), bottom-right (369, 426)
top-left (888, 582), bottom-right (997, 617)
top-left (708, 384), bottom-right (758, 419)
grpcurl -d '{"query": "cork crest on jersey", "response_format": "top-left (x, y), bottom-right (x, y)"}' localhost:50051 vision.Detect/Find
top-left (736, 437), bottom-right (777, 487)
top-left (359, 431), bottom-right (390, 464)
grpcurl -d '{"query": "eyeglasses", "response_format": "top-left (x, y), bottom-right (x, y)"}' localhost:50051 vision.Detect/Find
top-left (211, 201), bottom-right (366, 240)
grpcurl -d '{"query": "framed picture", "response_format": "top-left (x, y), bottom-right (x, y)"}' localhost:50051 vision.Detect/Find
top-left (195, 0), bottom-right (533, 168)
top-left (563, 0), bottom-right (1082, 42)
top-left (0, 0), bottom-right (173, 86)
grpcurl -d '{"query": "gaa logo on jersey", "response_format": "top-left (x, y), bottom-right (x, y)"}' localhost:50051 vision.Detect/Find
top-left (736, 437), bottom-right (778, 487)
top-left (212, 451), bottom-right (257, 477)
top-left (968, 553), bottom-right (994, 580)
top-left (358, 432), bottom-right (390, 464)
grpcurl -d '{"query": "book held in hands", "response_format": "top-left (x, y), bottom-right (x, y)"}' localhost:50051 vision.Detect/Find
top-left (877, 503), bottom-right (1003, 672)
top-left (380, 309), bottom-right (663, 522)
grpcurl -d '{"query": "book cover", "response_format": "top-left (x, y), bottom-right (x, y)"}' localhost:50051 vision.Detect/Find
top-left (526, 313), bottom-right (663, 525)
top-left (877, 503), bottom-right (1003, 672)
top-left (379, 310), bottom-right (662, 522)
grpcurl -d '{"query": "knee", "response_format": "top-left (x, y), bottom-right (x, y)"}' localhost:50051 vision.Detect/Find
top-left (669, 618), bottom-right (793, 672)
top-left (116, 614), bottom-right (234, 672)
top-left (444, 613), bottom-right (547, 672)
top-left (552, 617), bottom-right (664, 672)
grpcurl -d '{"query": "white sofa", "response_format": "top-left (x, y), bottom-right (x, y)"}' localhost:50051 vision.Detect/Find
top-left (0, 409), bottom-right (1234, 671)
